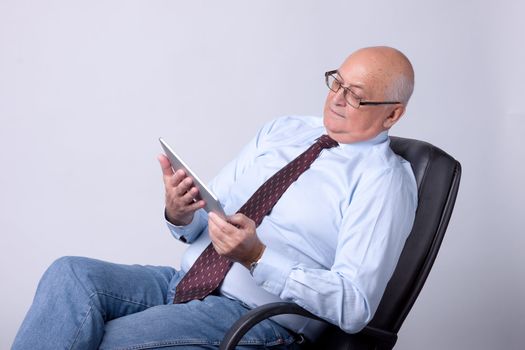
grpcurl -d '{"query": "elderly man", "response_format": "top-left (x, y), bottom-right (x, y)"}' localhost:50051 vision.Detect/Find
top-left (13, 46), bottom-right (417, 350)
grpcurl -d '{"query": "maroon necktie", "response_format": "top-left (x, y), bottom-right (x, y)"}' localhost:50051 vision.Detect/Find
top-left (174, 134), bottom-right (338, 303)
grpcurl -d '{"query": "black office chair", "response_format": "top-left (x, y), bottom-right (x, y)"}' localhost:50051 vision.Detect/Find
top-left (220, 136), bottom-right (462, 350)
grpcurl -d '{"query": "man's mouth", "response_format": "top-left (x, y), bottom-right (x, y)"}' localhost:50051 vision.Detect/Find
top-left (329, 107), bottom-right (345, 118)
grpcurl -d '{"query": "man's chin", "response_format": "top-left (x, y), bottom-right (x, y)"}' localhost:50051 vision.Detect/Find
top-left (324, 113), bottom-right (345, 128)
top-left (323, 120), bottom-right (344, 139)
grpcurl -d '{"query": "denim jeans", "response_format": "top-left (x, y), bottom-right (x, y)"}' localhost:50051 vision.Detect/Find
top-left (12, 256), bottom-right (301, 350)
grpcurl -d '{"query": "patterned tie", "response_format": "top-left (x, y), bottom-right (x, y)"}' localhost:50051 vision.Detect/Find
top-left (174, 134), bottom-right (338, 303)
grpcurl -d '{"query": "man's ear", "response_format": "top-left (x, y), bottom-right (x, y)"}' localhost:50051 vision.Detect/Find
top-left (383, 105), bottom-right (406, 129)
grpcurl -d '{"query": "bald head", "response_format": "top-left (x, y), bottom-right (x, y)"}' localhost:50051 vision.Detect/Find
top-left (342, 46), bottom-right (415, 104)
top-left (323, 46), bottom-right (415, 143)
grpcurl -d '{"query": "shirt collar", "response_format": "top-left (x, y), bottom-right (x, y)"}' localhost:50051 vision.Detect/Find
top-left (335, 130), bottom-right (389, 152)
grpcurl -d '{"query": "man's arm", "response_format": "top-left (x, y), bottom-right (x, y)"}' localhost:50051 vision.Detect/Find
top-left (209, 166), bottom-right (417, 333)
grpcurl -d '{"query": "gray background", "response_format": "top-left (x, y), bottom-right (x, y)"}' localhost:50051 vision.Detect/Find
top-left (1, 0), bottom-right (524, 349)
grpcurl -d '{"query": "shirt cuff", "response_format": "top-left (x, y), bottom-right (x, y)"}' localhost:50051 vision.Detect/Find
top-left (251, 247), bottom-right (296, 296)
top-left (165, 209), bottom-right (206, 243)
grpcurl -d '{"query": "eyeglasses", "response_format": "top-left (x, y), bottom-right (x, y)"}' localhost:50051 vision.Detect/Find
top-left (324, 70), bottom-right (401, 109)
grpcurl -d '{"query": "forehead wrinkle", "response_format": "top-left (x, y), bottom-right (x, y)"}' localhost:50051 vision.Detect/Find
top-left (336, 69), bottom-right (368, 92)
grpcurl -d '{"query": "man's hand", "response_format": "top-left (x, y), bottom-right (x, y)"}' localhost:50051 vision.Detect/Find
top-left (208, 212), bottom-right (266, 269)
top-left (158, 154), bottom-right (205, 226)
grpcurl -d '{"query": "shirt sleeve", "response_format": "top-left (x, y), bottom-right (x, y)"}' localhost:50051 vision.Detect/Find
top-left (166, 208), bottom-right (207, 243)
top-left (252, 166), bottom-right (417, 333)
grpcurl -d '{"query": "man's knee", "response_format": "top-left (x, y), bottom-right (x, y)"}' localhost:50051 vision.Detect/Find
top-left (46, 256), bottom-right (93, 276)
top-left (41, 256), bottom-right (104, 290)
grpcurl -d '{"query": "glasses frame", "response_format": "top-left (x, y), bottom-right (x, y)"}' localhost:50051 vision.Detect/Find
top-left (324, 70), bottom-right (401, 108)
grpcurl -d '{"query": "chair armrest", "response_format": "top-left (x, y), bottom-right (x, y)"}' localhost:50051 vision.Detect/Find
top-left (219, 302), bottom-right (398, 350)
top-left (219, 302), bottom-right (321, 350)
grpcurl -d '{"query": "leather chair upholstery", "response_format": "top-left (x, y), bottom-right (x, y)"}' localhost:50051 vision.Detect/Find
top-left (219, 136), bottom-right (462, 350)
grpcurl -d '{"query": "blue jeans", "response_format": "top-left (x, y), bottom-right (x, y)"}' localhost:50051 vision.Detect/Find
top-left (12, 256), bottom-right (301, 350)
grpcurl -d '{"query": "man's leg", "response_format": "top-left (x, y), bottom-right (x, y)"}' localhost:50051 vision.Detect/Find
top-left (12, 256), bottom-right (176, 350)
top-left (99, 295), bottom-right (300, 350)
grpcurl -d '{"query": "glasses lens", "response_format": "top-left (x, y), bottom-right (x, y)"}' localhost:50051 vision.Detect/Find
top-left (325, 72), bottom-right (360, 108)
top-left (326, 74), bottom-right (340, 92)
top-left (343, 90), bottom-right (360, 109)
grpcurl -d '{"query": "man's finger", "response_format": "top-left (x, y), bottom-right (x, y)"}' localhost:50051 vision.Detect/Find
top-left (188, 200), bottom-right (206, 212)
top-left (174, 177), bottom-right (194, 196)
top-left (209, 212), bottom-right (233, 233)
top-left (157, 154), bottom-right (174, 177)
top-left (170, 169), bottom-right (187, 188)
top-left (227, 213), bottom-right (253, 228)
top-left (181, 187), bottom-right (199, 204)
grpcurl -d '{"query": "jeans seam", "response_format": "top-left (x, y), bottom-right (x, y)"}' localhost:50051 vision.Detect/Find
top-left (105, 338), bottom-right (216, 350)
top-left (70, 290), bottom-right (157, 350)
top-left (93, 290), bottom-right (157, 309)
top-left (69, 303), bottom-right (94, 350)
top-left (264, 322), bottom-right (297, 347)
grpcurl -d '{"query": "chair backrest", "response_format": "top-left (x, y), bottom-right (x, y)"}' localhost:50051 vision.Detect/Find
top-left (315, 136), bottom-right (461, 349)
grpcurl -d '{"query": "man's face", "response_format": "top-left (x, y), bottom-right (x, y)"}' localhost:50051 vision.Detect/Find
top-left (323, 52), bottom-right (403, 144)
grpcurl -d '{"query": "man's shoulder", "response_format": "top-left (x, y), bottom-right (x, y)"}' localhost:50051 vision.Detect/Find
top-left (354, 141), bottom-right (414, 182)
top-left (362, 144), bottom-right (417, 196)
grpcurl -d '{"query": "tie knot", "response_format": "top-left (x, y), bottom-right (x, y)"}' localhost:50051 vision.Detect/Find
top-left (316, 134), bottom-right (339, 149)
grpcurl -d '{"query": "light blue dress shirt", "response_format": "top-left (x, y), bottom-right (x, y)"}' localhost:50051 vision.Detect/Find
top-left (167, 116), bottom-right (417, 339)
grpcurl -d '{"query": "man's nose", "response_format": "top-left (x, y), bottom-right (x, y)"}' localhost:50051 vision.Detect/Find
top-left (332, 88), bottom-right (347, 106)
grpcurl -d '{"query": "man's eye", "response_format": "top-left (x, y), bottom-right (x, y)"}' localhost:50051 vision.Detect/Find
top-left (348, 89), bottom-right (362, 100)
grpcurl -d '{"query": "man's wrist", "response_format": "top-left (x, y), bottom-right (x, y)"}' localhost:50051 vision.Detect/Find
top-left (243, 243), bottom-right (266, 270)
top-left (165, 208), bottom-right (192, 226)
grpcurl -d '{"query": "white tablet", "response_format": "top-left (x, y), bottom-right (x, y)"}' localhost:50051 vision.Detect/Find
top-left (159, 137), bottom-right (226, 217)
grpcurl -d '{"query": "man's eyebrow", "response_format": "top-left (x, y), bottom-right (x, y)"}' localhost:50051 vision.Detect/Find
top-left (349, 84), bottom-right (365, 91)
top-left (335, 70), bottom-right (365, 91)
